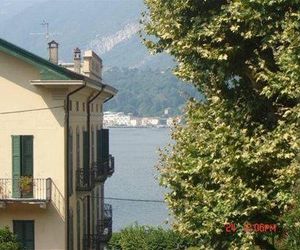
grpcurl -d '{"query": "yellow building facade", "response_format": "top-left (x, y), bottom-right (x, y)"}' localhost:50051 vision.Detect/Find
top-left (0, 38), bottom-right (117, 250)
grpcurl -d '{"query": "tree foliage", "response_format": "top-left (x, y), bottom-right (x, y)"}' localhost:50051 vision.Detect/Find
top-left (0, 227), bottom-right (20, 250)
top-left (143, 0), bottom-right (300, 249)
top-left (108, 224), bottom-right (195, 250)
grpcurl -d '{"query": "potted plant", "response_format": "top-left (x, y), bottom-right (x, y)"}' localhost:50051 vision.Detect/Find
top-left (19, 176), bottom-right (33, 198)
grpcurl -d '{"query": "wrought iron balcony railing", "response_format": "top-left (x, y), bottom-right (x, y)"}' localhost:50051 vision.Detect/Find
top-left (92, 162), bottom-right (107, 183)
top-left (107, 155), bottom-right (115, 177)
top-left (83, 204), bottom-right (113, 249)
top-left (0, 178), bottom-right (51, 201)
top-left (96, 203), bottom-right (112, 241)
top-left (76, 168), bottom-right (94, 192)
top-left (93, 155), bottom-right (115, 183)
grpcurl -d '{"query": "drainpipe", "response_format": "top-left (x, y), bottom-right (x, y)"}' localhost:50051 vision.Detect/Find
top-left (103, 94), bottom-right (114, 103)
top-left (86, 88), bottom-right (104, 237)
top-left (66, 84), bottom-right (86, 250)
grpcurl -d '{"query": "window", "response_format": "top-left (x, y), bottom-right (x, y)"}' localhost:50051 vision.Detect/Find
top-left (82, 129), bottom-right (88, 169)
top-left (69, 128), bottom-right (73, 196)
top-left (97, 129), bottom-right (109, 163)
top-left (82, 102), bottom-right (85, 112)
top-left (91, 127), bottom-right (95, 163)
top-left (96, 187), bottom-right (100, 220)
top-left (76, 101), bottom-right (79, 112)
top-left (76, 127), bottom-right (80, 169)
top-left (92, 190), bottom-right (95, 234)
top-left (12, 136), bottom-right (33, 198)
top-left (13, 220), bottom-right (34, 250)
top-left (69, 209), bottom-right (74, 250)
top-left (83, 198), bottom-right (87, 237)
top-left (91, 104), bottom-right (94, 112)
top-left (77, 201), bottom-right (81, 250)
top-left (69, 100), bottom-right (72, 111)
top-left (96, 104), bottom-right (99, 113)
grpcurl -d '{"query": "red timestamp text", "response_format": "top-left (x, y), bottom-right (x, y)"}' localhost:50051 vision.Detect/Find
top-left (224, 223), bottom-right (277, 233)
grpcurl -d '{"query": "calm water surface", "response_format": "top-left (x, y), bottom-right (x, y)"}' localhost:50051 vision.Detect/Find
top-left (105, 128), bottom-right (171, 231)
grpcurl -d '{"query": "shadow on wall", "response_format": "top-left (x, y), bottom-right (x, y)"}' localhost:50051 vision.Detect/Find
top-left (51, 181), bottom-right (65, 220)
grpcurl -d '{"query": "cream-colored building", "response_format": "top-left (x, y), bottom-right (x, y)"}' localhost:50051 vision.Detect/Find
top-left (0, 38), bottom-right (117, 250)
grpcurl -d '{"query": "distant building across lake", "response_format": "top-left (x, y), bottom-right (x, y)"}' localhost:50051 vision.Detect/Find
top-left (103, 111), bottom-right (181, 128)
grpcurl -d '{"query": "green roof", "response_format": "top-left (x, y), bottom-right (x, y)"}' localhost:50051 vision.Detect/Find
top-left (0, 38), bottom-right (86, 81)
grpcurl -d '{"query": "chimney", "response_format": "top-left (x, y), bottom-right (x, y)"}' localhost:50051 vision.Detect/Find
top-left (83, 50), bottom-right (102, 80)
top-left (73, 48), bottom-right (81, 73)
top-left (48, 40), bottom-right (59, 64)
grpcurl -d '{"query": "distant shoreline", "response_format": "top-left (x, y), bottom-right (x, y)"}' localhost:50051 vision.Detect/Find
top-left (106, 126), bottom-right (170, 129)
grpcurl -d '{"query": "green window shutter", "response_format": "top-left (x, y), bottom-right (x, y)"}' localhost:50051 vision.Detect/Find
top-left (83, 131), bottom-right (89, 169)
top-left (21, 136), bottom-right (33, 176)
top-left (91, 190), bottom-right (95, 233)
top-left (82, 131), bottom-right (89, 187)
top-left (77, 201), bottom-right (81, 250)
top-left (69, 133), bottom-right (73, 196)
top-left (13, 220), bottom-right (34, 250)
top-left (103, 129), bottom-right (109, 161)
top-left (69, 209), bottom-right (74, 250)
top-left (96, 188), bottom-right (100, 220)
top-left (83, 199), bottom-right (86, 236)
top-left (96, 130), bottom-right (101, 162)
top-left (24, 221), bottom-right (34, 250)
top-left (12, 136), bottom-right (21, 198)
top-left (97, 129), bottom-right (109, 163)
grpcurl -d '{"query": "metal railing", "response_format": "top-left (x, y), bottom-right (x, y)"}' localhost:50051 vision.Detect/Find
top-left (96, 204), bottom-right (112, 241)
top-left (76, 168), bottom-right (94, 192)
top-left (0, 178), bottom-right (51, 201)
top-left (93, 155), bottom-right (115, 182)
top-left (107, 155), bottom-right (115, 177)
top-left (83, 204), bottom-right (113, 249)
top-left (92, 161), bottom-right (107, 183)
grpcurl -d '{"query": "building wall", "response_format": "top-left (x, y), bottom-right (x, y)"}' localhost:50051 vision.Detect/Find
top-left (68, 90), bottom-right (106, 250)
top-left (0, 50), bottom-right (111, 250)
top-left (0, 51), bottom-right (66, 249)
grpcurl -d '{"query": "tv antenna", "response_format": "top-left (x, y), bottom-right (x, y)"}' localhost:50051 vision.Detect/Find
top-left (30, 20), bottom-right (60, 42)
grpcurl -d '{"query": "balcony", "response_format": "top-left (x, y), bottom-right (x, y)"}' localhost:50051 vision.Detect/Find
top-left (76, 168), bottom-right (95, 192)
top-left (96, 204), bottom-right (113, 241)
top-left (0, 178), bottom-right (51, 208)
top-left (83, 204), bottom-right (113, 249)
top-left (93, 155), bottom-right (115, 183)
top-left (107, 155), bottom-right (115, 177)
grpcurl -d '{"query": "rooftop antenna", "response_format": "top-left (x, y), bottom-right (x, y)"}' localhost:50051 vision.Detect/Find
top-left (41, 20), bottom-right (49, 41)
top-left (30, 20), bottom-right (60, 42)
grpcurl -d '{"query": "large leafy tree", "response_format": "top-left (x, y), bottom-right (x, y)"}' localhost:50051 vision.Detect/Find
top-left (143, 1), bottom-right (300, 249)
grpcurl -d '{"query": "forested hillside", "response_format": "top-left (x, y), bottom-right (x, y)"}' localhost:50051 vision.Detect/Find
top-left (0, 0), bottom-right (196, 116)
top-left (103, 68), bottom-right (200, 116)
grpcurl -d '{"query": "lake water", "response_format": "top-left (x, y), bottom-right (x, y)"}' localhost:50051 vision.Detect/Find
top-left (105, 128), bottom-right (171, 231)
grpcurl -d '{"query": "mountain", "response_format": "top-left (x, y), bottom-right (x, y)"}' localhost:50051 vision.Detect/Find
top-left (0, 0), bottom-right (173, 69)
top-left (103, 68), bottom-right (201, 116)
top-left (0, 0), bottom-right (198, 116)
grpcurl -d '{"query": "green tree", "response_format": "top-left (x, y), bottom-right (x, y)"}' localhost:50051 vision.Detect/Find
top-left (143, 0), bottom-right (300, 249)
top-left (108, 224), bottom-right (194, 250)
top-left (0, 227), bottom-right (20, 250)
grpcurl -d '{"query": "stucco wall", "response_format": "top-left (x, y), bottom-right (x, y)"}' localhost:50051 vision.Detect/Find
top-left (0, 51), bottom-right (66, 249)
top-left (68, 89), bottom-right (106, 250)
top-left (0, 50), bottom-right (110, 250)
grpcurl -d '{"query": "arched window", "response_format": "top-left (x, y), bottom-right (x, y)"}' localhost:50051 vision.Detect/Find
top-left (76, 127), bottom-right (80, 169)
